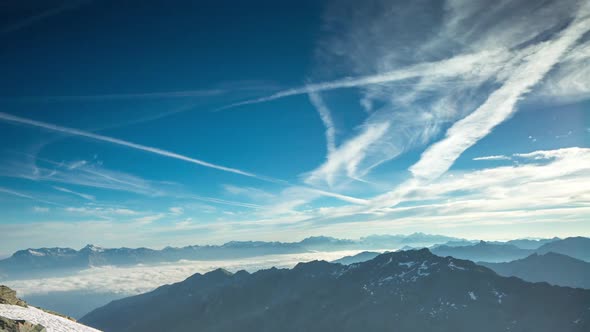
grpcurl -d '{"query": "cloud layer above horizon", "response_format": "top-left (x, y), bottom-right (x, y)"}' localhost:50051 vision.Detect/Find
top-left (7, 250), bottom-right (367, 296)
top-left (0, 0), bottom-right (588, 254)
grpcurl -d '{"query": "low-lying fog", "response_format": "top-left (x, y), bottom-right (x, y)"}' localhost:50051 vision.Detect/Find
top-left (5, 250), bottom-right (383, 318)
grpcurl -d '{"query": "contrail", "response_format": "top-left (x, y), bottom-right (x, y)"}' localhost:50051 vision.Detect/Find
top-left (0, 111), bottom-right (270, 181)
top-left (371, 1), bottom-right (590, 210)
top-left (0, 186), bottom-right (62, 206)
top-left (0, 89), bottom-right (223, 102)
top-left (53, 186), bottom-right (95, 201)
top-left (1, 0), bottom-right (90, 34)
top-left (0, 111), bottom-right (367, 205)
top-left (308, 91), bottom-right (336, 155)
top-left (409, 1), bottom-right (590, 182)
top-left (214, 50), bottom-right (501, 112)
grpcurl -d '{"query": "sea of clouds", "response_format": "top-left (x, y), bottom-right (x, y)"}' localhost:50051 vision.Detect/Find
top-left (6, 250), bottom-right (373, 297)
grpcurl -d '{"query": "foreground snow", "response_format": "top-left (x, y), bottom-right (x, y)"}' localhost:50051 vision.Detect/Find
top-left (0, 304), bottom-right (101, 332)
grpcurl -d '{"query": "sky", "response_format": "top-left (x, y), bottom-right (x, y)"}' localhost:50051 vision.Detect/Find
top-left (0, 0), bottom-right (589, 256)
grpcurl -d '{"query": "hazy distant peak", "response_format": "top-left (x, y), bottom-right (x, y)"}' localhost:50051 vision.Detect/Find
top-left (81, 245), bottom-right (104, 253)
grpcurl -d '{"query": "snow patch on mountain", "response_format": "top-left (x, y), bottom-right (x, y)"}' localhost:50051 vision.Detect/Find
top-left (448, 261), bottom-right (466, 271)
top-left (398, 261), bottom-right (416, 268)
top-left (0, 304), bottom-right (101, 332)
top-left (26, 249), bottom-right (46, 257)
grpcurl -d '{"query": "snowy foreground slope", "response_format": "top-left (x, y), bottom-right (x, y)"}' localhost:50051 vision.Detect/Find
top-left (0, 304), bottom-right (101, 332)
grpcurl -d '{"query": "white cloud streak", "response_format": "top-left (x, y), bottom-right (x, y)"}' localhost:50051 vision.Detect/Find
top-left (0, 0), bottom-right (91, 34)
top-left (53, 186), bottom-right (95, 201)
top-left (64, 206), bottom-right (138, 216)
top-left (0, 187), bottom-right (34, 200)
top-left (32, 206), bottom-right (50, 213)
top-left (168, 207), bottom-right (184, 216)
top-left (0, 112), bottom-right (275, 182)
top-left (410, 3), bottom-right (590, 180)
top-left (365, 2), bottom-right (590, 210)
top-left (0, 187), bottom-right (61, 206)
top-left (410, 3), bottom-right (590, 181)
top-left (472, 155), bottom-right (511, 161)
top-left (305, 122), bottom-right (390, 187)
top-left (2, 89), bottom-right (224, 102)
top-left (217, 50), bottom-right (505, 111)
top-left (0, 155), bottom-right (166, 197)
top-left (308, 92), bottom-right (337, 155)
top-left (188, 195), bottom-right (262, 209)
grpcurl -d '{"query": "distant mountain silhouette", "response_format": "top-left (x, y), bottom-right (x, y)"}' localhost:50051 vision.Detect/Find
top-left (431, 241), bottom-right (534, 262)
top-left (481, 252), bottom-right (590, 289)
top-left (358, 233), bottom-right (459, 249)
top-left (535, 237), bottom-right (590, 262)
top-left (332, 251), bottom-right (382, 265)
top-left (298, 236), bottom-right (356, 251)
top-left (81, 249), bottom-right (590, 332)
top-left (0, 233), bottom-right (466, 280)
top-left (429, 238), bottom-right (587, 263)
top-left (432, 240), bottom-right (478, 248)
top-left (0, 235), bottom-right (578, 281)
top-left (494, 238), bottom-right (560, 250)
top-left (0, 242), bottom-right (306, 279)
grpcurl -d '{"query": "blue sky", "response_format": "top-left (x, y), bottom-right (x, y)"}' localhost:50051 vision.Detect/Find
top-left (0, 0), bottom-right (589, 255)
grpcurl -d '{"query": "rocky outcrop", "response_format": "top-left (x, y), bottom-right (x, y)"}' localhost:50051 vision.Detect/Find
top-left (0, 286), bottom-right (75, 322)
top-left (0, 287), bottom-right (26, 307)
top-left (0, 316), bottom-right (46, 332)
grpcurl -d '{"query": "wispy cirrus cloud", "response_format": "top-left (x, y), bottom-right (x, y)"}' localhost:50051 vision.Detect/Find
top-left (0, 186), bottom-right (61, 206)
top-left (0, 111), bottom-right (276, 182)
top-left (537, 40), bottom-right (590, 102)
top-left (204, 0), bottom-right (590, 223)
top-left (1, 0), bottom-right (587, 250)
top-left (411, 148), bottom-right (590, 203)
top-left (188, 194), bottom-right (262, 209)
top-left (1, 89), bottom-right (224, 103)
top-left (64, 206), bottom-right (138, 216)
top-left (299, 147), bottom-right (590, 236)
top-left (0, 0), bottom-right (91, 34)
top-left (409, 2), bottom-right (590, 182)
top-left (345, 1), bottom-right (590, 212)
top-left (472, 155), bottom-right (511, 161)
top-left (0, 187), bottom-right (35, 200)
top-left (305, 122), bottom-right (390, 187)
top-left (0, 155), bottom-right (164, 197)
top-left (52, 186), bottom-right (95, 201)
top-left (32, 206), bottom-right (50, 213)
top-left (168, 207), bottom-right (184, 216)
top-left (308, 91), bottom-right (337, 155)
top-left (218, 49), bottom-right (506, 112)
top-left (133, 214), bottom-right (166, 225)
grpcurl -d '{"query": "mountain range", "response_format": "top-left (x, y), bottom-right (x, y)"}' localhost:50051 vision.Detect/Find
top-left (433, 237), bottom-right (590, 263)
top-left (80, 249), bottom-right (590, 332)
top-left (480, 252), bottom-right (590, 289)
top-left (2, 234), bottom-right (578, 281)
top-left (489, 238), bottom-right (561, 250)
top-left (431, 241), bottom-right (534, 262)
top-left (0, 233), bottom-right (468, 280)
top-left (333, 237), bottom-right (588, 265)
top-left (535, 237), bottom-right (590, 262)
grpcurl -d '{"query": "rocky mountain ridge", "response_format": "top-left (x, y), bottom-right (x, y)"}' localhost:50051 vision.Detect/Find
top-left (81, 249), bottom-right (590, 332)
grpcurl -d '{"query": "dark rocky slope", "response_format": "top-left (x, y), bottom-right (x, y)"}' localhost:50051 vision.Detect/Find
top-left (82, 249), bottom-right (590, 332)
top-left (480, 252), bottom-right (590, 289)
